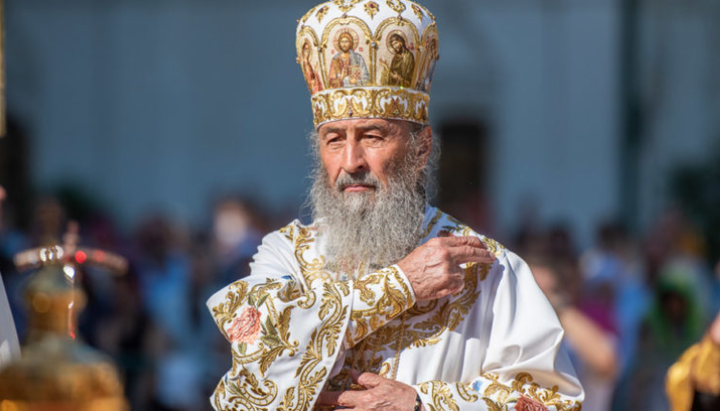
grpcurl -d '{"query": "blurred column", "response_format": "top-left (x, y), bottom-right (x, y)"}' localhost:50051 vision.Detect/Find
top-left (619, 0), bottom-right (643, 233)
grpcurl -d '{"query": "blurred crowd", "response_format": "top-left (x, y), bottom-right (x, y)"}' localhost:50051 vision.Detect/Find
top-left (1, 186), bottom-right (719, 411)
top-left (0, 190), bottom-right (271, 411)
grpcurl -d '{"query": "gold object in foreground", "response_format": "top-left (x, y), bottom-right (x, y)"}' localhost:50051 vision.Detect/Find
top-left (0, 246), bottom-right (128, 410)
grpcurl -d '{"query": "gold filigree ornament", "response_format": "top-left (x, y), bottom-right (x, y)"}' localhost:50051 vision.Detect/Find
top-left (334, 0), bottom-right (364, 13)
top-left (386, 0), bottom-right (406, 15)
top-left (411, 4), bottom-right (424, 21)
top-left (364, 1), bottom-right (380, 19)
top-left (316, 5), bottom-right (330, 23)
top-left (297, 0), bottom-right (439, 128)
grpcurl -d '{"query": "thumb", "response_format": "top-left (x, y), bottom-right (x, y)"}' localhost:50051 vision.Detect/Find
top-left (351, 370), bottom-right (384, 388)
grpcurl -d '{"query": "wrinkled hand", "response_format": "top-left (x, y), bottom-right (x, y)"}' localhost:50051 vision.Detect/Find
top-left (316, 371), bottom-right (418, 411)
top-left (398, 235), bottom-right (496, 301)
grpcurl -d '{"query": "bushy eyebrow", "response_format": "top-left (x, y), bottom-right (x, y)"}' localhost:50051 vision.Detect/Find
top-left (320, 124), bottom-right (390, 139)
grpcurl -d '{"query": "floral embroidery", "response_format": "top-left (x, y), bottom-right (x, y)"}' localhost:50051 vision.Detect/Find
top-left (228, 306), bottom-right (262, 344)
top-left (516, 395), bottom-right (550, 411)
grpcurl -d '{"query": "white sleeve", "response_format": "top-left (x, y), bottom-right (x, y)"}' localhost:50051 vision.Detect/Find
top-left (415, 252), bottom-right (584, 411)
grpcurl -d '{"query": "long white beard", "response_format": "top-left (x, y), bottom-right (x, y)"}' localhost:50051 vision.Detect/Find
top-left (309, 158), bottom-right (426, 276)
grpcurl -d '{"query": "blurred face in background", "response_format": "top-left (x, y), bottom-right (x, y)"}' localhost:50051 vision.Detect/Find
top-left (529, 263), bottom-right (558, 298)
top-left (213, 201), bottom-right (251, 253)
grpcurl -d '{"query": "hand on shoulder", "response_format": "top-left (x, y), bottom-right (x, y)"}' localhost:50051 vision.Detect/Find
top-left (398, 236), bottom-right (496, 302)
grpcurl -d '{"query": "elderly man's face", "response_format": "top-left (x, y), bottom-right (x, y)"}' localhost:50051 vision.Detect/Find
top-left (317, 119), bottom-right (416, 196)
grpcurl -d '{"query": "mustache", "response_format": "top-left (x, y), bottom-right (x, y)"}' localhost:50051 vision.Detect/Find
top-left (335, 171), bottom-right (382, 191)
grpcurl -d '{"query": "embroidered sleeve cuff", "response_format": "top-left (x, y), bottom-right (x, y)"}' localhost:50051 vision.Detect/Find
top-left (392, 263), bottom-right (417, 307)
top-left (345, 265), bottom-right (417, 347)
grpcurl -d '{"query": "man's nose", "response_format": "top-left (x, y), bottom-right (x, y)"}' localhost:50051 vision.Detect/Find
top-left (342, 141), bottom-right (368, 174)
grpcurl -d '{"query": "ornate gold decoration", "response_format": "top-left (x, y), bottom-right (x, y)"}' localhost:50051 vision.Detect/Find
top-left (333, 0), bottom-right (364, 13)
top-left (211, 281), bottom-right (301, 378)
top-left (280, 223), bottom-right (333, 287)
top-left (278, 282), bottom-right (349, 411)
top-left (482, 373), bottom-right (582, 411)
top-left (347, 266), bottom-right (414, 347)
top-left (316, 5), bottom-right (330, 23)
top-left (311, 87), bottom-right (429, 127)
top-left (456, 382), bottom-right (481, 403)
top-left (418, 381), bottom-right (462, 411)
top-left (297, 0), bottom-right (439, 127)
top-left (364, 1), bottom-right (380, 19)
top-left (386, 0), bottom-right (407, 14)
top-left (411, 4), bottom-right (424, 21)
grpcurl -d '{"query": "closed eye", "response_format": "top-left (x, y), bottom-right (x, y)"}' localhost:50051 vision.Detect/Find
top-left (325, 136), bottom-right (345, 148)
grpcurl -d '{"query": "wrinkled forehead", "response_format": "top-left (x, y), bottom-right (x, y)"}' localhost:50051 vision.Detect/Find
top-left (317, 118), bottom-right (412, 137)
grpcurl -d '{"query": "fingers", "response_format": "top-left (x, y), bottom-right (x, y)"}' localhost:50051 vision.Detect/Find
top-left (447, 246), bottom-right (496, 264)
top-left (437, 235), bottom-right (488, 250)
top-left (316, 390), bottom-right (362, 408)
top-left (432, 236), bottom-right (495, 264)
top-left (353, 371), bottom-right (384, 388)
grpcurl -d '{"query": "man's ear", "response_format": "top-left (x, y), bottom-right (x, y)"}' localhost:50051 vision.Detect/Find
top-left (417, 126), bottom-right (433, 170)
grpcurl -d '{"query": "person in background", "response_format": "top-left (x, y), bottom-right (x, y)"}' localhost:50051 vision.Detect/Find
top-left (621, 266), bottom-right (707, 411)
top-left (527, 254), bottom-right (619, 411)
top-left (211, 198), bottom-right (263, 285)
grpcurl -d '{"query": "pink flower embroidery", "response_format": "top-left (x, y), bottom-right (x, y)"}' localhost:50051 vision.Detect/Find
top-left (516, 396), bottom-right (549, 411)
top-left (228, 307), bottom-right (262, 344)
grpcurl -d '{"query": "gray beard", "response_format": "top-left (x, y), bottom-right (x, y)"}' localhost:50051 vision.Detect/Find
top-left (309, 161), bottom-right (426, 276)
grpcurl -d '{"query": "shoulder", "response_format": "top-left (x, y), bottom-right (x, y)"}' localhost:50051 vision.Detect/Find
top-left (249, 219), bottom-right (320, 277)
top-left (267, 219), bottom-right (318, 249)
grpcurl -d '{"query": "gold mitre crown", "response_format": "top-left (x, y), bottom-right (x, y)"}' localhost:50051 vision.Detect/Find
top-left (297, 0), bottom-right (439, 128)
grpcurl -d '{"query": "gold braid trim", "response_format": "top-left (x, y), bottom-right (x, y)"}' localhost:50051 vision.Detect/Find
top-left (481, 373), bottom-right (582, 411)
top-left (312, 87), bottom-right (429, 127)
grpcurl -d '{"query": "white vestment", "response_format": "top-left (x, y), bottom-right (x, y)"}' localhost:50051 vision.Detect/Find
top-left (207, 207), bottom-right (584, 410)
top-left (0, 273), bottom-right (20, 369)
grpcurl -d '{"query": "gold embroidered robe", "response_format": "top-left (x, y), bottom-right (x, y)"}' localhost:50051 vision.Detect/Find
top-left (207, 207), bottom-right (584, 411)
